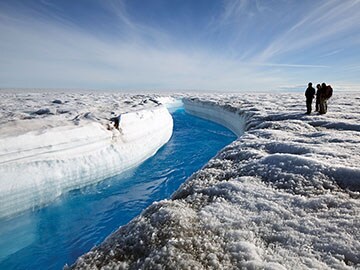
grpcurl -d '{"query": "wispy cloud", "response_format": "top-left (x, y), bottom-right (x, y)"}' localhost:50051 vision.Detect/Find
top-left (253, 0), bottom-right (360, 62)
top-left (0, 1), bottom-right (286, 91)
top-left (0, 0), bottom-right (359, 91)
top-left (251, 63), bottom-right (329, 68)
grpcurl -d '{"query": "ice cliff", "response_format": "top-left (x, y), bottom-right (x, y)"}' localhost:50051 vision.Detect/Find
top-left (182, 98), bottom-right (247, 137)
top-left (71, 93), bottom-right (360, 270)
top-left (0, 93), bottom-right (173, 219)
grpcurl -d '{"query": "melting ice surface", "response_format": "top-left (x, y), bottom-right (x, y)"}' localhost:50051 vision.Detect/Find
top-left (72, 93), bottom-right (360, 270)
top-left (0, 109), bottom-right (236, 270)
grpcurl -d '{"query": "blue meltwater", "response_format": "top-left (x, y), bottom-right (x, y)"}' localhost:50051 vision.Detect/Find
top-left (0, 109), bottom-right (236, 270)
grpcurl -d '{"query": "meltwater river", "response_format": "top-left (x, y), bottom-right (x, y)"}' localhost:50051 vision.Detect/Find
top-left (0, 109), bottom-right (236, 270)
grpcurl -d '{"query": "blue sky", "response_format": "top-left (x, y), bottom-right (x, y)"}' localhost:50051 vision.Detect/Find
top-left (0, 0), bottom-right (359, 92)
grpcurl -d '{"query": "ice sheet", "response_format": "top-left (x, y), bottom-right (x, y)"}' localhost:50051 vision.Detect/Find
top-left (71, 92), bottom-right (360, 269)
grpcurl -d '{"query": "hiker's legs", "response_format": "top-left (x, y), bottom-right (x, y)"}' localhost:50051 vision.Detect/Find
top-left (315, 99), bottom-right (320, 111)
top-left (319, 99), bottom-right (325, 114)
top-left (306, 99), bottom-right (312, 114)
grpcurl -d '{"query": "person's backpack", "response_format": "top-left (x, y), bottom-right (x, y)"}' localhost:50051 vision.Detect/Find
top-left (326, 85), bottom-right (333, 99)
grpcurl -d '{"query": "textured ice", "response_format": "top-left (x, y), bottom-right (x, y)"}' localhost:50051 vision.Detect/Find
top-left (71, 92), bottom-right (360, 269)
top-left (0, 91), bottom-right (174, 218)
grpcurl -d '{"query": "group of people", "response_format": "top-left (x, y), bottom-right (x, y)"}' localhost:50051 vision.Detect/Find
top-left (305, 82), bottom-right (333, 115)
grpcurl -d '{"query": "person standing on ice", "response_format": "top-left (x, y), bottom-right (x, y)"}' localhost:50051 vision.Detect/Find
top-left (315, 84), bottom-right (321, 112)
top-left (305, 82), bottom-right (315, 114)
top-left (319, 83), bottom-right (333, 114)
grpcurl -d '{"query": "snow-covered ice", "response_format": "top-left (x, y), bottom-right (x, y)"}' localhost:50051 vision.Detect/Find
top-left (71, 92), bottom-right (360, 269)
top-left (0, 91), bottom-right (174, 218)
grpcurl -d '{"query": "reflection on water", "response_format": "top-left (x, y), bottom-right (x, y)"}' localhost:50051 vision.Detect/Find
top-left (0, 109), bottom-right (236, 270)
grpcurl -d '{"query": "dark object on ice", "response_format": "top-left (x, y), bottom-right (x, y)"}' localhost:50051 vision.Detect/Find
top-left (319, 83), bottom-right (333, 114)
top-left (305, 82), bottom-right (315, 114)
top-left (52, 99), bottom-right (62, 104)
top-left (149, 98), bottom-right (161, 105)
top-left (315, 84), bottom-right (321, 111)
top-left (72, 112), bottom-right (99, 125)
top-left (110, 115), bottom-right (122, 129)
top-left (34, 108), bottom-right (51, 115)
top-left (83, 112), bottom-right (93, 119)
top-left (56, 109), bottom-right (70, 114)
top-left (138, 99), bottom-right (148, 106)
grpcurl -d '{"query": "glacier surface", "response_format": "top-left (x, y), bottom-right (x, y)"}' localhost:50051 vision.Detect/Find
top-left (71, 92), bottom-right (360, 270)
top-left (0, 92), bottom-right (174, 218)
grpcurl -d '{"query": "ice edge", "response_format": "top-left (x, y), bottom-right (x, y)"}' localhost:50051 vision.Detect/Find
top-left (0, 106), bottom-right (173, 219)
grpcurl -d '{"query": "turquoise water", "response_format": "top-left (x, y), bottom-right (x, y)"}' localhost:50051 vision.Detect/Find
top-left (0, 109), bottom-right (236, 269)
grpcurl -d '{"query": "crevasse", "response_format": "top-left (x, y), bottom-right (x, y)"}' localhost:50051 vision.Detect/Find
top-left (0, 106), bottom-right (173, 219)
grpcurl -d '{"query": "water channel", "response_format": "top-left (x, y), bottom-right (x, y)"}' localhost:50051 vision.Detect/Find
top-left (0, 108), bottom-right (236, 269)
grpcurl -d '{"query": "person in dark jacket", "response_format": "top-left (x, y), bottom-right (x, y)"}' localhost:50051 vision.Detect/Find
top-left (319, 83), bottom-right (333, 114)
top-left (315, 84), bottom-right (321, 112)
top-left (305, 82), bottom-right (315, 114)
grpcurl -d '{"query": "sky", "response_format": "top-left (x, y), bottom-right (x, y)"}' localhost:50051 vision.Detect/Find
top-left (0, 0), bottom-right (359, 92)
